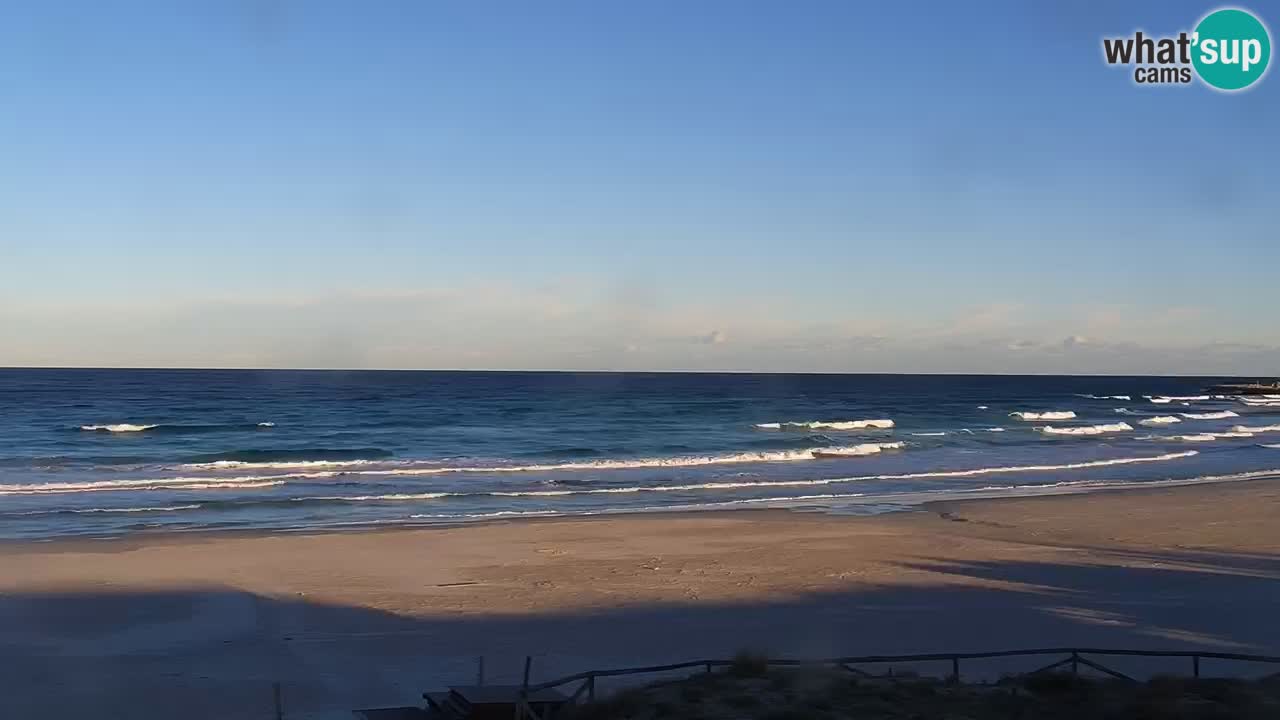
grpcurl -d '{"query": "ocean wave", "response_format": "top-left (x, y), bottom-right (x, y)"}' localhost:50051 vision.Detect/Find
top-left (79, 422), bottom-right (275, 434)
top-left (360, 444), bottom-right (908, 476)
top-left (182, 448), bottom-right (393, 468)
top-left (1038, 422), bottom-right (1133, 436)
top-left (911, 432), bottom-right (948, 437)
top-left (1144, 431), bottom-right (1255, 442)
top-left (755, 419), bottom-right (894, 430)
top-left (1081, 394), bottom-right (1131, 401)
top-left (387, 463), bottom-right (1277, 521)
top-left (0, 476), bottom-right (289, 496)
top-left (812, 442), bottom-right (905, 458)
top-left (1114, 408), bottom-right (1136, 414)
top-left (300, 451), bottom-right (1199, 503)
top-left (1139, 416), bottom-right (1182, 426)
top-left (1265, 444), bottom-right (1280, 449)
top-left (1009, 411), bottom-right (1076, 421)
top-left (1149, 395), bottom-right (1209, 404)
top-left (411, 493), bottom-right (875, 520)
top-left (298, 492), bottom-right (452, 502)
top-left (1231, 424), bottom-right (1280, 434)
top-left (7, 504), bottom-right (204, 517)
top-left (1180, 411), bottom-right (1239, 420)
top-left (986, 427), bottom-right (1006, 432)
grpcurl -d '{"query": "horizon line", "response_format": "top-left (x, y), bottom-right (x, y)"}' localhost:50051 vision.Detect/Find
top-left (0, 365), bottom-right (1270, 379)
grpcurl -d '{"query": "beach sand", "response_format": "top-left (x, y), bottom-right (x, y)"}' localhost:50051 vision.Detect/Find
top-left (3, 480), bottom-right (1280, 718)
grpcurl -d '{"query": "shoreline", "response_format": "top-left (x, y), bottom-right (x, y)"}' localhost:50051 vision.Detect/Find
top-left (6, 468), bottom-right (1277, 550)
top-left (4, 476), bottom-right (1280, 719)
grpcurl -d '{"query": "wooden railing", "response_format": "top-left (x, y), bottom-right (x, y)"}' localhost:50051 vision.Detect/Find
top-left (515, 647), bottom-right (1280, 720)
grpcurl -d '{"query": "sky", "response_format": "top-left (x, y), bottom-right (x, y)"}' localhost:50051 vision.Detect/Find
top-left (1, 1), bottom-right (1277, 374)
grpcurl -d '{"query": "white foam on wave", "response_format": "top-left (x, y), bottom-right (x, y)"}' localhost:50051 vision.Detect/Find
top-left (1265, 444), bottom-right (1280, 449)
top-left (1181, 411), bottom-right (1239, 420)
top-left (1239, 398), bottom-right (1280, 407)
top-left (812, 442), bottom-right (905, 457)
top-left (257, 422), bottom-right (276, 427)
top-left (755, 419), bottom-right (894, 430)
top-left (1139, 416), bottom-right (1182, 426)
top-left (0, 476), bottom-right (289, 496)
top-left (80, 423), bottom-right (158, 433)
top-left (409, 493), bottom-right (876, 520)
top-left (1230, 422), bottom-right (1280, 433)
top-left (298, 492), bottom-right (452, 502)
top-left (910, 432), bottom-right (948, 437)
top-left (11, 504), bottom-right (204, 516)
top-left (385, 464), bottom-right (1279, 523)
top-left (366, 444), bottom-right (907, 476)
top-left (1114, 408), bottom-right (1136, 415)
top-left (1039, 422), bottom-right (1133, 436)
top-left (318, 451), bottom-right (1199, 502)
top-left (1142, 431), bottom-right (1255, 442)
top-left (183, 459), bottom-right (381, 470)
top-left (986, 427), bottom-right (1006, 432)
top-left (1082, 395), bottom-right (1131, 401)
top-left (977, 405), bottom-right (989, 410)
top-left (1150, 395), bottom-right (1210, 404)
top-left (1010, 411), bottom-right (1076, 421)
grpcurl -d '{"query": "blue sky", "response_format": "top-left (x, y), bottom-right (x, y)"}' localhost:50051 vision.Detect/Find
top-left (1, 1), bottom-right (1277, 373)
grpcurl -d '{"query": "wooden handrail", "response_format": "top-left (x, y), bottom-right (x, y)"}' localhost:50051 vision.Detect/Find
top-left (521, 647), bottom-right (1280, 696)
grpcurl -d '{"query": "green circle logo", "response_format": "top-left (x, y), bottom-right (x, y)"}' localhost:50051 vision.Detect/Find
top-left (1192, 8), bottom-right (1271, 91)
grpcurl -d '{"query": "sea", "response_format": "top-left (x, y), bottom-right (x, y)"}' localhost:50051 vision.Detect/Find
top-left (1, 369), bottom-right (1278, 541)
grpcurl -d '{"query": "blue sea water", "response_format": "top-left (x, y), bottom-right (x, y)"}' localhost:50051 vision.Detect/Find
top-left (1, 369), bottom-right (1278, 540)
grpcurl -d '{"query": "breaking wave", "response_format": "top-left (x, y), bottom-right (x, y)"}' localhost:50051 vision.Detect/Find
top-left (374, 443), bottom-right (908, 475)
top-left (80, 424), bottom-right (157, 433)
top-left (1139, 416), bottom-right (1182, 426)
top-left (286, 451), bottom-right (1200, 502)
top-left (182, 448), bottom-right (393, 468)
top-left (1239, 398), bottom-right (1280, 407)
top-left (1231, 424), bottom-right (1280, 434)
top-left (7, 504), bottom-right (204, 517)
top-left (0, 476), bottom-right (289, 496)
top-left (1181, 411), bottom-right (1239, 420)
top-left (1010, 411), bottom-right (1076, 421)
top-left (1039, 422), bottom-right (1133, 436)
top-left (755, 419), bottom-right (894, 430)
top-left (79, 422), bottom-right (275, 434)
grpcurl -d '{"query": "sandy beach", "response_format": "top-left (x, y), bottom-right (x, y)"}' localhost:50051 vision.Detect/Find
top-left (3, 479), bottom-right (1280, 719)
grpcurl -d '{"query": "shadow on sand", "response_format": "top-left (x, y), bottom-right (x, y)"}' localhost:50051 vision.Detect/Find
top-left (3, 546), bottom-right (1280, 719)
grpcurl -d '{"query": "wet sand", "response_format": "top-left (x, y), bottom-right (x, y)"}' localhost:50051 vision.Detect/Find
top-left (2, 479), bottom-right (1279, 719)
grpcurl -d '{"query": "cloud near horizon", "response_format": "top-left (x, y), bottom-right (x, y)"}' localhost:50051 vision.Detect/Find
top-left (2, 283), bottom-right (1276, 375)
